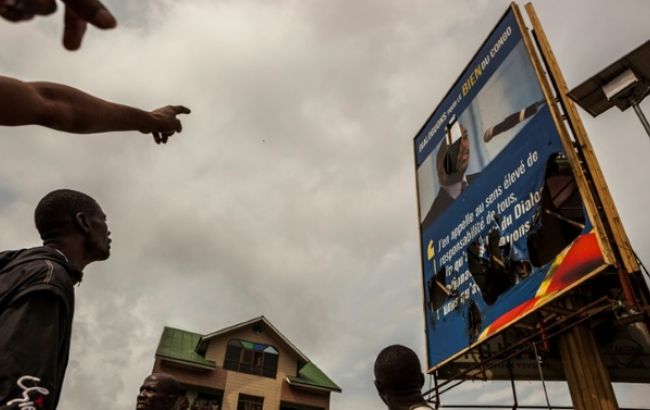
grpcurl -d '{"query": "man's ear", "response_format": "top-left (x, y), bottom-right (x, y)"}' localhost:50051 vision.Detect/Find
top-left (374, 380), bottom-right (389, 406)
top-left (418, 372), bottom-right (425, 388)
top-left (374, 380), bottom-right (383, 395)
top-left (75, 212), bottom-right (91, 234)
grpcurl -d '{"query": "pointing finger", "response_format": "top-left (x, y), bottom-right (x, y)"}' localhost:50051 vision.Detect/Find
top-left (172, 105), bottom-right (191, 115)
top-left (62, 7), bottom-right (87, 50)
top-left (62, 0), bottom-right (116, 29)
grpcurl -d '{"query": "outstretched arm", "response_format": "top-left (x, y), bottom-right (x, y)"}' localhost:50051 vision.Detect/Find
top-left (0, 76), bottom-right (190, 143)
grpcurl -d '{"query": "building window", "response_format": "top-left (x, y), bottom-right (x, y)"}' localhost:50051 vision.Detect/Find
top-left (224, 339), bottom-right (279, 378)
top-left (237, 393), bottom-right (263, 410)
top-left (190, 392), bottom-right (222, 410)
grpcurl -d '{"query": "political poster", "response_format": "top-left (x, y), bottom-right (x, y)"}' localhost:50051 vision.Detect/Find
top-left (414, 7), bottom-right (610, 370)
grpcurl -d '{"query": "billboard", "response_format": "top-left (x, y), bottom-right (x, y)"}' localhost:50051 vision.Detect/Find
top-left (414, 6), bottom-right (612, 371)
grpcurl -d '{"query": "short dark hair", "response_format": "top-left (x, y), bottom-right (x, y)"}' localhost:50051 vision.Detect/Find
top-left (374, 345), bottom-right (423, 392)
top-left (152, 373), bottom-right (180, 397)
top-left (34, 189), bottom-right (101, 242)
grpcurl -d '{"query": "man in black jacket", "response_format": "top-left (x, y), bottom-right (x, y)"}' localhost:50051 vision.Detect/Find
top-left (0, 189), bottom-right (111, 409)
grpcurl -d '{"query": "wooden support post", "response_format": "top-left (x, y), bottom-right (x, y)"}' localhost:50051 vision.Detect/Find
top-left (558, 323), bottom-right (618, 410)
top-left (517, 4), bottom-right (642, 409)
top-left (511, 3), bottom-right (615, 271)
top-left (523, 2), bottom-right (640, 277)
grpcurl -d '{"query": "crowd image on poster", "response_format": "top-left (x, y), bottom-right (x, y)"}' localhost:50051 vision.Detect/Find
top-left (414, 8), bottom-right (609, 370)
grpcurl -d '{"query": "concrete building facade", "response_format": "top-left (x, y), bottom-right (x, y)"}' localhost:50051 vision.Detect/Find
top-left (151, 316), bottom-right (341, 410)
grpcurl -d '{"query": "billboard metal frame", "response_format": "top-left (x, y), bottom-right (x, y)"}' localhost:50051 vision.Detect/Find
top-left (417, 1), bottom-right (650, 388)
top-left (511, 3), bottom-right (615, 268)
top-left (425, 296), bottom-right (613, 406)
top-left (523, 1), bottom-right (641, 297)
top-left (416, 1), bottom-right (617, 374)
top-left (424, 296), bottom-right (650, 409)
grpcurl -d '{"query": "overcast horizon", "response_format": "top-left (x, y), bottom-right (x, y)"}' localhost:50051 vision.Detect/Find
top-left (1, 1), bottom-right (649, 409)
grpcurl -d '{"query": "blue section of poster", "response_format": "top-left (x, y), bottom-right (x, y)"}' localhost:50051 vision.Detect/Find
top-left (422, 107), bottom-right (563, 366)
top-left (414, 8), bottom-right (597, 369)
top-left (415, 10), bottom-right (522, 166)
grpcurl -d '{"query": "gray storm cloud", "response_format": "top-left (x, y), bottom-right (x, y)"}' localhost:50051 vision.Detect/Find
top-left (0, 0), bottom-right (649, 408)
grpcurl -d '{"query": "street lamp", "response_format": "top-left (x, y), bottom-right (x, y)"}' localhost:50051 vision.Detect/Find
top-left (568, 40), bottom-right (650, 138)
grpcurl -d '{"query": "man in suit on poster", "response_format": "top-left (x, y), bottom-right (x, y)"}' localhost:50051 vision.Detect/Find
top-left (421, 122), bottom-right (477, 229)
top-left (420, 101), bottom-right (545, 230)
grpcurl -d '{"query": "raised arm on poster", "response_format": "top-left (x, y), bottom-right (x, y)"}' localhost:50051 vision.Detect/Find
top-left (483, 100), bottom-right (546, 142)
top-left (0, 76), bottom-right (190, 144)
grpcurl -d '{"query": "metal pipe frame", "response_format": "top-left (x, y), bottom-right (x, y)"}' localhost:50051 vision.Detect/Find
top-left (631, 100), bottom-right (650, 139)
top-left (424, 296), bottom-right (615, 403)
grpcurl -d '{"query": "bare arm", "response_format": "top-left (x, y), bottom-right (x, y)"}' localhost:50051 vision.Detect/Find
top-left (0, 76), bottom-right (190, 143)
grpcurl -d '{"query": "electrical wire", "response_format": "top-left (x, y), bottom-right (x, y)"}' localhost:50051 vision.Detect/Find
top-left (632, 248), bottom-right (650, 280)
top-left (533, 342), bottom-right (552, 410)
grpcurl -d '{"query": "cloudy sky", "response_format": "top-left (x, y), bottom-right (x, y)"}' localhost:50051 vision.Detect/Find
top-left (1, 0), bottom-right (649, 409)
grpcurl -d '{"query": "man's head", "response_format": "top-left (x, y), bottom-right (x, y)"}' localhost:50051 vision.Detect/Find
top-left (374, 345), bottom-right (425, 405)
top-left (436, 123), bottom-right (470, 186)
top-left (136, 373), bottom-right (180, 410)
top-left (34, 189), bottom-right (111, 264)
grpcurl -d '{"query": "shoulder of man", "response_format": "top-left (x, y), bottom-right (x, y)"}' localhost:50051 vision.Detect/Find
top-left (467, 172), bottom-right (480, 184)
top-left (0, 247), bottom-right (79, 311)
